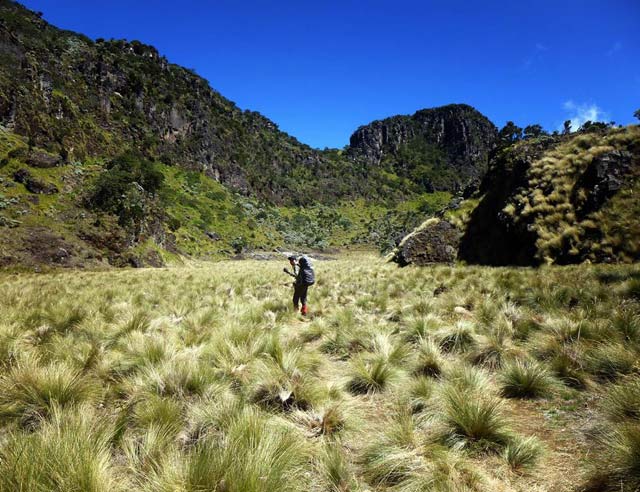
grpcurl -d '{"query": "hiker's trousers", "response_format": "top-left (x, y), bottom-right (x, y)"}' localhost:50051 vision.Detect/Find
top-left (293, 284), bottom-right (309, 307)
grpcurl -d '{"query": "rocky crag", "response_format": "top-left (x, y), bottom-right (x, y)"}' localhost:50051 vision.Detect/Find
top-left (393, 125), bottom-right (640, 266)
top-left (348, 105), bottom-right (498, 193)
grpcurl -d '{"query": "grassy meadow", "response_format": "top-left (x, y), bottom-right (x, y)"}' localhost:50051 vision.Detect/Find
top-left (0, 255), bottom-right (639, 491)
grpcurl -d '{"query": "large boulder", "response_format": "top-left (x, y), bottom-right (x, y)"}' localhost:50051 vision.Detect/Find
top-left (13, 169), bottom-right (59, 194)
top-left (26, 150), bottom-right (61, 168)
top-left (392, 218), bottom-right (460, 266)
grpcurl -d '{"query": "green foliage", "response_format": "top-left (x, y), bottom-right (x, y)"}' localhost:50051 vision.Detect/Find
top-left (87, 152), bottom-right (164, 227)
top-left (498, 121), bottom-right (523, 146)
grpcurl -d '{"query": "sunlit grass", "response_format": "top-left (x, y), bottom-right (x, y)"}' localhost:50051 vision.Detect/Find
top-left (0, 256), bottom-right (638, 490)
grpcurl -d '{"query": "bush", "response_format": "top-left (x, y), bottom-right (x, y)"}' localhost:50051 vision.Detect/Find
top-left (499, 360), bottom-right (554, 399)
top-left (87, 152), bottom-right (164, 227)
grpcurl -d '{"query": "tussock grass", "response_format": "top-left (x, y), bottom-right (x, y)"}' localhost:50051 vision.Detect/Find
top-left (346, 355), bottom-right (400, 394)
top-left (1, 256), bottom-right (638, 490)
top-left (0, 355), bottom-right (102, 427)
top-left (0, 405), bottom-right (123, 492)
top-left (504, 435), bottom-right (545, 471)
top-left (438, 383), bottom-right (510, 451)
top-left (413, 337), bottom-right (445, 377)
top-left (499, 360), bottom-right (554, 399)
top-left (436, 321), bottom-right (477, 353)
top-left (602, 377), bottom-right (640, 422)
top-left (185, 408), bottom-right (310, 492)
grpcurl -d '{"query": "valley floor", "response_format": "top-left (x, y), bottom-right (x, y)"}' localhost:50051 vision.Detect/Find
top-left (0, 255), bottom-right (639, 491)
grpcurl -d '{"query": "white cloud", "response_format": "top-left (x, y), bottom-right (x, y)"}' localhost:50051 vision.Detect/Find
top-left (560, 100), bottom-right (609, 131)
top-left (535, 43), bottom-right (548, 52)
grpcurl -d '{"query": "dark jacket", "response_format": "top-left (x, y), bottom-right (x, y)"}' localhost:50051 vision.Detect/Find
top-left (295, 256), bottom-right (315, 286)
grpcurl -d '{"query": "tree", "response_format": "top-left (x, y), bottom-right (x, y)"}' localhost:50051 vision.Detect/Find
top-left (563, 120), bottom-right (572, 135)
top-left (523, 124), bottom-right (547, 139)
top-left (579, 121), bottom-right (609, 133)
top-left (634, 109), bottom-right (640, 122)
top-left (498, 121), bottom-right (523, 146)
top-left (86, 152), bottom-right (164, 229)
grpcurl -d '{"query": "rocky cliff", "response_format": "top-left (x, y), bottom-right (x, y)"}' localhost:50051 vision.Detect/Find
top-left (393, 125), bottom-right (640, 267)
top-left (347, 104), bottom-right (498, 193)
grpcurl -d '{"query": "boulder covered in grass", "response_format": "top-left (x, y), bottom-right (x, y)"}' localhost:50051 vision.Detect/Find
top-left (391, 218), bottom-right (460, 266)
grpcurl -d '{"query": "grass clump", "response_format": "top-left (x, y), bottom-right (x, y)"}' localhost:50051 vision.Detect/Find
top-left (346, 355), bottom-right (399, 394)
top-left (602, 377), bottom-right (640, 422)
top-left (0, 405), bottom-right (123, 492)
top-left (436, 321), bottom-right (477, 353)
top-left (499, 360), bottom-right (554, 399)
top-left (185, 408), bottom-right (309, 492)
top-left (413, 338), bottom-right (445, 377)
top-left (438, 383), bottom-right (510, 451)
top-left (584, 342), bottom-right (638, 380)
top-left (504, 435), bottom-right (544, 471)
top-left (0, 356), bottom-right (101, 427)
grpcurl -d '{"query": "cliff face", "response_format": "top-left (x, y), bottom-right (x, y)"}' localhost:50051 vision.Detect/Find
top-left (348, 104), bottom-right (498, 192)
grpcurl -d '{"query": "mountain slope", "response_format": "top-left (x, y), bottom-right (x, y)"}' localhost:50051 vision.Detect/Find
top-left (0, 1), bottom-right (502, 268)
top-left (0, 0), bottom-right (388, 206)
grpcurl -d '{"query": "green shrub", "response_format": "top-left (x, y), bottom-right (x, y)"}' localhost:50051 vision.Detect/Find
top-left (87, 152), bottom-right (164, 227)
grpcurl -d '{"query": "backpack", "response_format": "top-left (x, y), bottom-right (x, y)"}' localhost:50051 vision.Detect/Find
top-left (297, 256), bottom-right (315, 286)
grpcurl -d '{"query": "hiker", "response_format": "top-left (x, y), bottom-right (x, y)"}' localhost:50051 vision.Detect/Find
top-left (284, 255), bottom-right (315, 315)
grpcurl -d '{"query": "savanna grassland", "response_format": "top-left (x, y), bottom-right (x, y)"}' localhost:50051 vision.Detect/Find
top-left (1, 256), bottom-right (640, 492)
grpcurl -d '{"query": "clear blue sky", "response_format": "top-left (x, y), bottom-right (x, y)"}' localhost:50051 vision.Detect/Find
top-left (20, 0), bottom-right (640, 149)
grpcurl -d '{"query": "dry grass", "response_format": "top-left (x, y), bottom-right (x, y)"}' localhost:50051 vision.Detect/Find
top-left (0, 255), bottom-right (638, 490)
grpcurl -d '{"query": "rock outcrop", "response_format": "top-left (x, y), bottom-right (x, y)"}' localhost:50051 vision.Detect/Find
top-left (458, 127), bottom-right (640, 265)
top-left (348, 104), bottom-right (498, 192)
top-left (391, 218), bottom-right (460, 266)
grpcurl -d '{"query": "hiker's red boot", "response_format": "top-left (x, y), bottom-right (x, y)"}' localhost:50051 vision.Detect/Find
top-left (301, 305), bottom-right (308, 316)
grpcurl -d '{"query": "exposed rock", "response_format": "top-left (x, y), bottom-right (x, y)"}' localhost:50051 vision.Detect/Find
top-left (572, 150), bottom-right (632, 217)
top-left (392, 218), bottom-right (460, 266)
top-left (348, 104), bottom-right (498, 192)
top-left (26, 150), bottom-right (61, 168)
top-left (205, 230), bottom-right (221, 241)
top-left (24, 228), bottom-right (74, 265)
top-left (13, 168), bottom-right (59, 194)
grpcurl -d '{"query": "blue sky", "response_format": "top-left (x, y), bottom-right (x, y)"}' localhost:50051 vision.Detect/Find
top-left (21, 0), bottom-right (640, 149)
